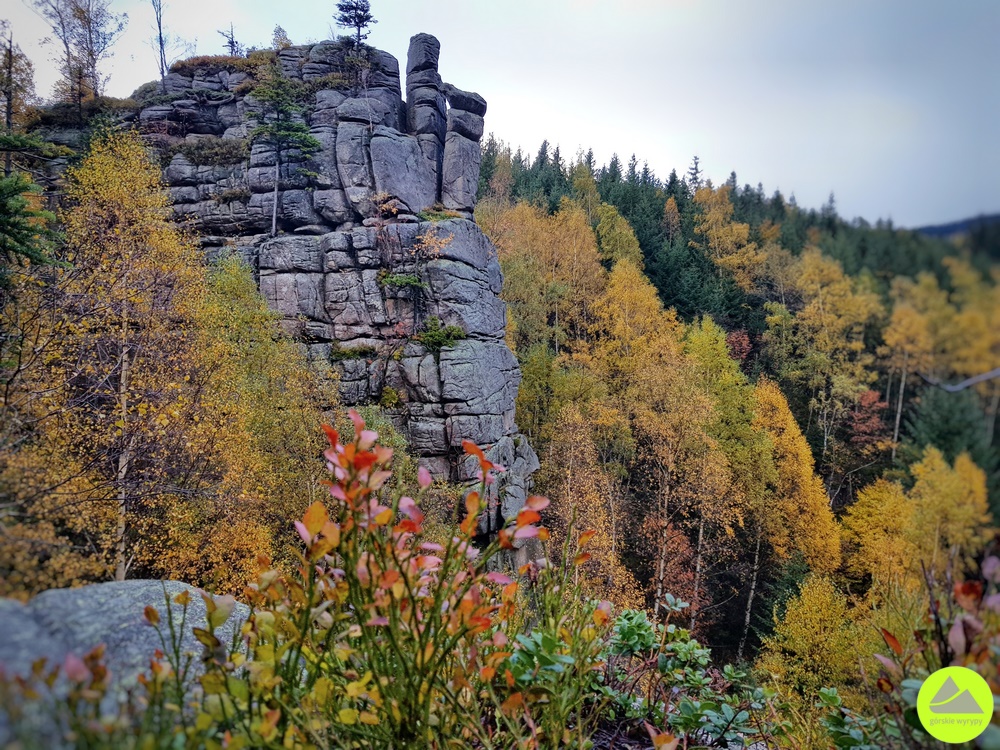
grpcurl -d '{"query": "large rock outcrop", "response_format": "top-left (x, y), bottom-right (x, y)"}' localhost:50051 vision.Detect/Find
top-left (134, 34), bottom-right (537, 530)
top-left (0, 581), bottom-right (248, 689)
top-left (0, 581), bottom-right (248, 745)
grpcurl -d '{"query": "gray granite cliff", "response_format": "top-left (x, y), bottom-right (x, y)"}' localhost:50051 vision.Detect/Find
top-left (134, 33), bottom-right (536, 530)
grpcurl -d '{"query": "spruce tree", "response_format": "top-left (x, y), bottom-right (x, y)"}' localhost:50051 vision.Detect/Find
top-left (250, 62), bottom-right (321, 236)
top-left (335, 0), bottom-right (377, 47)
top-left (902, 387), bottom-right (997, 486)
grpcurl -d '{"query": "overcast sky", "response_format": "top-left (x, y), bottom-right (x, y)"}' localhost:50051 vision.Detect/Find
top-left (6, 0), bottom-right (998, 227)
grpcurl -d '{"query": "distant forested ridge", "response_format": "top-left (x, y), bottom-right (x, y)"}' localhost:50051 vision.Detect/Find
top-left (915, 213), bottom-right (1000, 255)
top-left (480, 137), bottom-right (999, 319)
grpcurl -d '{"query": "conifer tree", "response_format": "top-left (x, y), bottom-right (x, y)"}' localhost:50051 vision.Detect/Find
top-left (251, 61), bottom-right (321, 236)
top-left (686, 155), bottom-right (702, 192)
top-left (902, 387), bottom-right (995, 476)
top-left (0, 174), bottom-right (58, 291)
top-left (334, 0), bottom-right (377, 47)
top-left (217, 23), bottom-right (242, 56)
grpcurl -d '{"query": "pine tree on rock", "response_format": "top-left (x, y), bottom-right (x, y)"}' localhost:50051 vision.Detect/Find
top-left (218, 24), bottom-right (242, 56)
top-left (335, 0), bottom-right (377, 47)
top-left (251, 61), bottom-right (321, 237)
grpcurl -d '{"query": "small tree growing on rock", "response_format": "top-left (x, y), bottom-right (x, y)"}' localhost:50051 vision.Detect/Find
top-left (217, 22), bottom-right (242, 56)
top-left (250, 61), bottom-right (320, 236)
top-left (334, 0), bottom-right (376, 47)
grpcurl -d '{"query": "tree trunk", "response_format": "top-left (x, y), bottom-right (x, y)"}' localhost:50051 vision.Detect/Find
top-left (271, 151), bottom-right (280, 236)
top-left (653, 468), bottom-right (671, 620)
top-left (690, 514), bottom-right (705, 630)
top-left (737, 534), bottom-right (762, 660)
top-left (987, 388), bottom-right (999, 446)
top-left (654, 522), bottom-right (669, 620)
top-left (114, 344), bottom-right (131, 581)
top-left (892, 354), bottom-right (908, 462)
top-left (4, 34), bottom-right (13, 178)
top-left (154, 0), bottom-right (168, 94)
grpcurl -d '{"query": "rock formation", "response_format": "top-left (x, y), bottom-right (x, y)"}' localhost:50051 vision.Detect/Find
top-left (0, 581), bottom-right (249, 744)
top-left (0, 581), bottom-right (248, 693)
top-left (133, 34), bottom-right (537, 531)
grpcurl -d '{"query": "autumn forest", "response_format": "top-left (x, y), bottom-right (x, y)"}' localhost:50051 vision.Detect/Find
top-left (1, 3), bottom-right (999, 747)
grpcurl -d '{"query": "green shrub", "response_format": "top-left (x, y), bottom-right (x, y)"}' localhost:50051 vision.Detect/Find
top-left (130, 81), bottom-right (161, 103)
top-left (174, 137), bottom-right (248, 166)
top-left (330, 343), bottom-right (377, 361)
top-left (30, 97), bottom-right (141, 128)
top-left (414, 316), bottom-right (465, 355)
top-left (377, 270), bottom-right (426, 290)
top-left (379, 386), bottom-right (402, 408)
top-left (303, 72), bottom-right (351, 95)
top-left (417, 206), bottom-right (465, 222)
top-left (170, 55), bottom-right (244, 76)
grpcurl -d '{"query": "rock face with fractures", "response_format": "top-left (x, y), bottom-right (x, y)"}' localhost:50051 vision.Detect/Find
top-left (136, 34), bottom-right (537, 531)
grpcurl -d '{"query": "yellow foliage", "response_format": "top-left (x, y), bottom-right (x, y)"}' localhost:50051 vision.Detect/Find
top-left (595, 203), bottom-right (643, 268)
top-left (882, 288), bottom-right (935, 374)
top-left (752, 378), bottom-right (840, 573)
top-left (539, 404), bottom-right (643, 609)
top-left (569, 161), bottom-right (601, 223)
top-left (662, 197), bottom-right (681, 243)
top-left (1, 131), bottom-right (207, 591)
top-left (764, 248), bottom-right (883, 470)
top-left (840, 448), bottom-right (991, 588)
top-left (591, 259), bottom-right (682, 383)
top-left (0, 133), bottom-right (329, 597)
top-left (940, 257), bottom-right (1000, 406)
top-left (792, 249), bottom-right (883, 374)
top-left (757, 576), bottom-right (878, 709)
top-left (906, 447), bottom-right (992, 577)
top-left (691, 186), bottom-right (765, 292)
top-left (840, 479), bottom-right (913, 585)
top-left (483, 199), bottom-right (606, 353)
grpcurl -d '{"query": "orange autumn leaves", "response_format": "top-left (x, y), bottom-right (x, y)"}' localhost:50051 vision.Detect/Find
top-left (220, 411), bottom-right (612, 746)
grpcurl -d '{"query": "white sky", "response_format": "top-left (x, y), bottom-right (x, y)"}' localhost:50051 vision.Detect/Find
top-left (5, 0), bottom-right (999, 227)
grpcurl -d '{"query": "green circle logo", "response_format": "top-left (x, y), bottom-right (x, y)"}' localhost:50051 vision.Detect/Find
top-left (917, 666), bottom-right (994, 744)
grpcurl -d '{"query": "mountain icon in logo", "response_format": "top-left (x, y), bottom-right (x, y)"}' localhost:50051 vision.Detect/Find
top-left (928, 676), bottom-right (985, 715)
